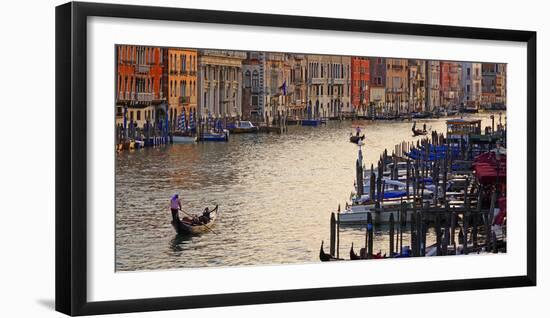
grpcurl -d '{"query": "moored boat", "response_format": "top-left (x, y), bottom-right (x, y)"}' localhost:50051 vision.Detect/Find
top-left (301, 119), bottom-right (321, 126)
top-left (229, 121), bottom-right (258, 134)
top-left (319, 241), bottom-right (343, 261)
top-left (198, 130), bottom-right (229, 142)
top-left (172, 132), bottom-right (196, 144)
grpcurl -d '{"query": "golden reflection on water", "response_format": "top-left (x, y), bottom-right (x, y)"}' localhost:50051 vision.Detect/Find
top-left (115, 112), bottom-right (502, 271)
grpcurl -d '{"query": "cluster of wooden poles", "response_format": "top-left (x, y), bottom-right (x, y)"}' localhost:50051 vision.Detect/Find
top-left (324, 130), bottom-right (506, 261)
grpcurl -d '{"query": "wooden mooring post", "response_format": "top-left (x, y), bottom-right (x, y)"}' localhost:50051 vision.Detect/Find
top-left (329, 212), bottom-right (336, 257)
top-left (389, 213), bottom-right (395, 256)
top-left (367, 212), bottom-right (373, 259)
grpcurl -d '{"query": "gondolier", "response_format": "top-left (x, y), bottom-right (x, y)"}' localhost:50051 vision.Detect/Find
top-left (170, 194), bottom-right (182, 222)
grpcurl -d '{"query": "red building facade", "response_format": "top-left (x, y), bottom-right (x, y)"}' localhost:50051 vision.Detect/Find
top-left (350, 57), bottom-right (370, 114)
top-left (116, 45), bottom-right (167, 127)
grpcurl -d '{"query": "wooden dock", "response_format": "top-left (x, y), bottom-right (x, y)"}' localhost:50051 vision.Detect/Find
top-left (324, 122), bottom-right (507, 260)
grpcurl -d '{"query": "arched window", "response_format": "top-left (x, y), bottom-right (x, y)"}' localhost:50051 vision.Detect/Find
top-left (252, 70), bottom-right (259, 88)
top-left (244, 70), bottom-right (251, 88)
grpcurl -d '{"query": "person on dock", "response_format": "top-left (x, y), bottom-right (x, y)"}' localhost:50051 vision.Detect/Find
top-left (170, 194), bottom-right (182, 222)
top-left (423, 123), bottom-right (427, 132)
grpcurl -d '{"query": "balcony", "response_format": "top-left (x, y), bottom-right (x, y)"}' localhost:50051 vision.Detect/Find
top-left (331, 78), bottom-right (346, 85)
top-left (137, 64), bottom-right (150, 74)
top-left (251, 86), bottom-right (261, 94)
top-left (179, 96), bottom-right (191, 104)
top-left (309, 78), bottom-right (324, 85)
top-left (137, 92), bottom-right (153, 102)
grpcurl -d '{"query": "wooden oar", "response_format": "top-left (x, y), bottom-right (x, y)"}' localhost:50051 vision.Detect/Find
top-left (201, 223), bottom-right (218, 235)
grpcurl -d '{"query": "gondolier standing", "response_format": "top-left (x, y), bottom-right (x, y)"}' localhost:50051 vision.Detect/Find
top-left (170, 194), bottom-right (182, 222)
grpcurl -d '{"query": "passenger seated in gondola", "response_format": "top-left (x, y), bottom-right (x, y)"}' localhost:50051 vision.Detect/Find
top-left (199, 207), bottom-right (211, 224)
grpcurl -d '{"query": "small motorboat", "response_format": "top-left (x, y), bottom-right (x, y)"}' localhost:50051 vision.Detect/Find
top-left (229, 121), bottom-right (258, 134)
top-left (349, 134), bottom-right (365, 144)
top-left (198, 130), bottom-right (229, 142)
top-left (319, 241), bottom-right (343, 262)
top-left (172, 205), bottom-right (219, 235)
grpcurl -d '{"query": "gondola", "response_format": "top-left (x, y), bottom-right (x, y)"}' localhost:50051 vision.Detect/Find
top-left (319, 241), bottom-right (343, 262)
top-left (412, 129), bottom-right (428, 137)
top-left (349, 243), bottom-right (361, 260)
top-left (349, 134), bottom-right (365, 144)
top-left (172, 205), bottom-right (219, 235)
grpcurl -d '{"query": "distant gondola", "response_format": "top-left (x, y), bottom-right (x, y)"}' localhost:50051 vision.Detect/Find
top-left (172, 205), bottom-right (219, 235)
top-left (411, 122), bottom-right (428, 137)
top-left (319, 241), bottom-right (343, 262)
top-left (349, 134), bottom-right (365, 144)
top-left (412, 129), bottom-right (428, 137)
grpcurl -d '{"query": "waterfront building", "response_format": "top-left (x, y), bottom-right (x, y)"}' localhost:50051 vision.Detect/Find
top-left (481, 63), bottom-right (497, 107)
top-left (426, 61), bottom-right (441, 112)
top-left (306, 55), bottom-right (351, 119)
top-left (351, 57), bottom-right (370, 116)
top-left (264, 52), bottom-right (291, 124)
top-left (241, 52), bottom-right (300, 124)
top-left (167, 48), bottom-right (197, 131)
top-left (440, 61), bottom-right (462, 110)
top-left (385, 58), bottom-right (408, 115)
top-left (461, 62), bottom-right (482, 111)
top-left (197, 50), bottom-right (247, 120)
top-left (241, 53), bottom-right (263, 121)
top-left (408, 59), bottom-right (426, 112)
top-left (287, 54), bottom-right (308, 120)
top-left (115, 45), bottom-right (167, 128)
top-left (369, 57), bottom-right (386, 116)
top-left (495, 63), bottom-right (507, 107)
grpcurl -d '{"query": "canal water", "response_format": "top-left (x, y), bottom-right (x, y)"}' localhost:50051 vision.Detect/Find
top-left (115, 112), bottom-right (503, 271)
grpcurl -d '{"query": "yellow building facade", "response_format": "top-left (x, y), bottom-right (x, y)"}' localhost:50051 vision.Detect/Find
top-left (167, 48), bottom-right (198, 131)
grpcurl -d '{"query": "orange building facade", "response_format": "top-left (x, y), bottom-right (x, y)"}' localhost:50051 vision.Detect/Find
top-left (116, 45), bottom-right (166, 128)
top-left (440, 61), bottom-right (461, 108)
top-left (167, 48), bottom-right (198, 131)
top-left (350, 57), bottom-right (370, 115)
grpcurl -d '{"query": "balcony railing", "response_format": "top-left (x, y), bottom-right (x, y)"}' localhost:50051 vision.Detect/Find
top-left (137, 64), bottom-right (150, 74)
top-left (331, 78), bottom-right (346, 85)
top-left (309, 78), bottom-right (324, 85)
top-left (179, 96), bottom-right (191, 104)
top-left (137, 92), bottom-right (153, 102)
top-left (251, 86), bottom-right (261, 94)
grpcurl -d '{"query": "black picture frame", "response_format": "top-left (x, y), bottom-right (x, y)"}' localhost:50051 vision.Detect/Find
top-left (55, 1), bottom-right (537, 316)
